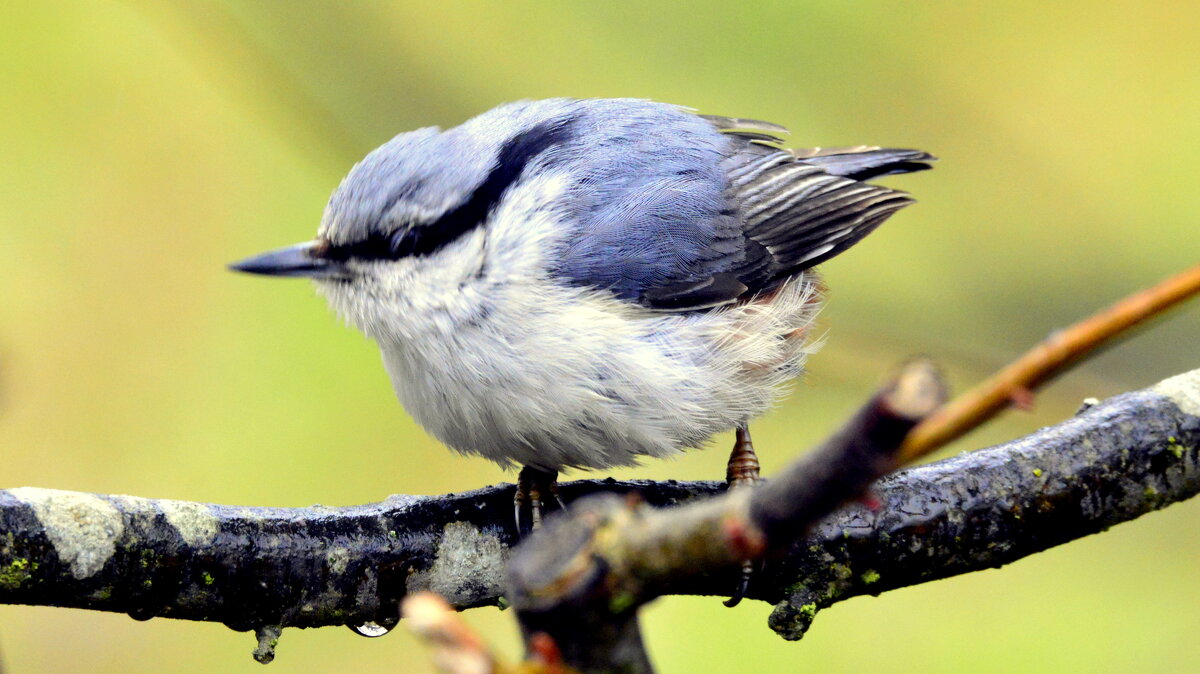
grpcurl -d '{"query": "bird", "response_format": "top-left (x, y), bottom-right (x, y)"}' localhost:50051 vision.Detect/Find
top-left (230, 98), bottom-right (934, 535)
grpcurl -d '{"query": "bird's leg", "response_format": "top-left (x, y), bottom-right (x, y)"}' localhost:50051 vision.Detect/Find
top-left (514, 465), bottom-right (560, 535)
top-left (547, 479), bottom-right (566, 511)
top-left (726, 425), bottom-right (761, 488)
top-left (724, 425), bottom-right (761, 607)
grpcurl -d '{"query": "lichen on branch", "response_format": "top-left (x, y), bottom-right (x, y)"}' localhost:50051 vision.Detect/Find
top-left (0, 369), bottom-right (1195, 657)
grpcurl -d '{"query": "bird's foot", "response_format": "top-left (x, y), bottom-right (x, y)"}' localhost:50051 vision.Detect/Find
top-left (724, 425), bottom-right (762, 607)
top-left (514, 466), bottom-right (562, 536)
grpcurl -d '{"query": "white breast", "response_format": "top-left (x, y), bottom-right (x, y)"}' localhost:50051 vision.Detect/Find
top-left (379, 274), bottom-right (821, 471)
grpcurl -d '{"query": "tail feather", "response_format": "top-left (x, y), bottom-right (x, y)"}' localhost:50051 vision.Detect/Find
top-left (792, 147), bottom-right (936, 181)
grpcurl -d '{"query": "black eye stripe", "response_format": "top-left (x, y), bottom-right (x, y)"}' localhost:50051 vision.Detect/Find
top-left (328, 119), bottom-right (573, 262)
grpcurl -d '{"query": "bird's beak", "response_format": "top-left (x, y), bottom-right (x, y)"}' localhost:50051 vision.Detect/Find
top-left (228, 241), bottom-right (346, 279)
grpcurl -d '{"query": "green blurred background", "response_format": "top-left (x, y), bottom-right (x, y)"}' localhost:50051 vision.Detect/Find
top-left (2, 1), bottom-right (1197, 672)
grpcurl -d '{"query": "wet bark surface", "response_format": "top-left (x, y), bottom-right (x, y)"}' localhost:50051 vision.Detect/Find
top-left (0, 374), bottom-right (1196, 652)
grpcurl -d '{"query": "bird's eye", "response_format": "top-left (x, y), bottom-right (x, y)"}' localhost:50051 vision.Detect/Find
top-left (322, 226), bottom-right (419, 262)
top-left (389, 227), bottom-right (420, 257)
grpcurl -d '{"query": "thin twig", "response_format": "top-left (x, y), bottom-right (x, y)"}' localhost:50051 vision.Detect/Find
top-left (403, 592), bottom-right (504, 674)
top-left (403, 593), bottom-right (577, 673)
top-left (900, 264), bottom-right (1200, 461)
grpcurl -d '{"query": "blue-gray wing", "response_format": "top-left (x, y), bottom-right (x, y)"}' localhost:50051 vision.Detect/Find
top-left (553, 106), bottom-right (934, 311)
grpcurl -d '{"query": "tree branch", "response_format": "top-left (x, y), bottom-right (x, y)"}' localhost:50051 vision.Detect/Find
top-left (0, 369), bottom-right (1196, 655)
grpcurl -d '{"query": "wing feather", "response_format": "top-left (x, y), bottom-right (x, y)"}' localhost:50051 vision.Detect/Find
top-left (697, 115), bottom-right (790, 138)
top-left (545, 102), bottom-right (933, 313)
top-left (639, 123), bottom-right (933, 311)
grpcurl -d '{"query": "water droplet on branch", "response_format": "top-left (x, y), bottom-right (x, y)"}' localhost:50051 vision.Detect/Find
top-left (349, 621), bottom-right (392, 638)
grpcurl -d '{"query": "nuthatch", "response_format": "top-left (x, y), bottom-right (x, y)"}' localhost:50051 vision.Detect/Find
top-left (231, 98), bottom-right (933, 532)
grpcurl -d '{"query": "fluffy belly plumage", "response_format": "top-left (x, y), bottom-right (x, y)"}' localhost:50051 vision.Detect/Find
top-left (379, 274), bottom-right (823, 472)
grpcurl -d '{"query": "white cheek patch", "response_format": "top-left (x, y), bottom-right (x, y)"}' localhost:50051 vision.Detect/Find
top-left (479, 173), bottom-right (572, 284)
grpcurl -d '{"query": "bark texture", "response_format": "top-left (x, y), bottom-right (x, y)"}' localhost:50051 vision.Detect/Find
top-left (0, 370), bottom-right (1195, 650)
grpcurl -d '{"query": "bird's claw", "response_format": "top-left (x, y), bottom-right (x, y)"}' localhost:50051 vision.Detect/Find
top-left (514, 466), bottom-right (561, 536)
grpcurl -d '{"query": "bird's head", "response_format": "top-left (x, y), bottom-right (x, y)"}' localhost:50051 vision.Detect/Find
top-left (230, 101), bottom-right (580, 342)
